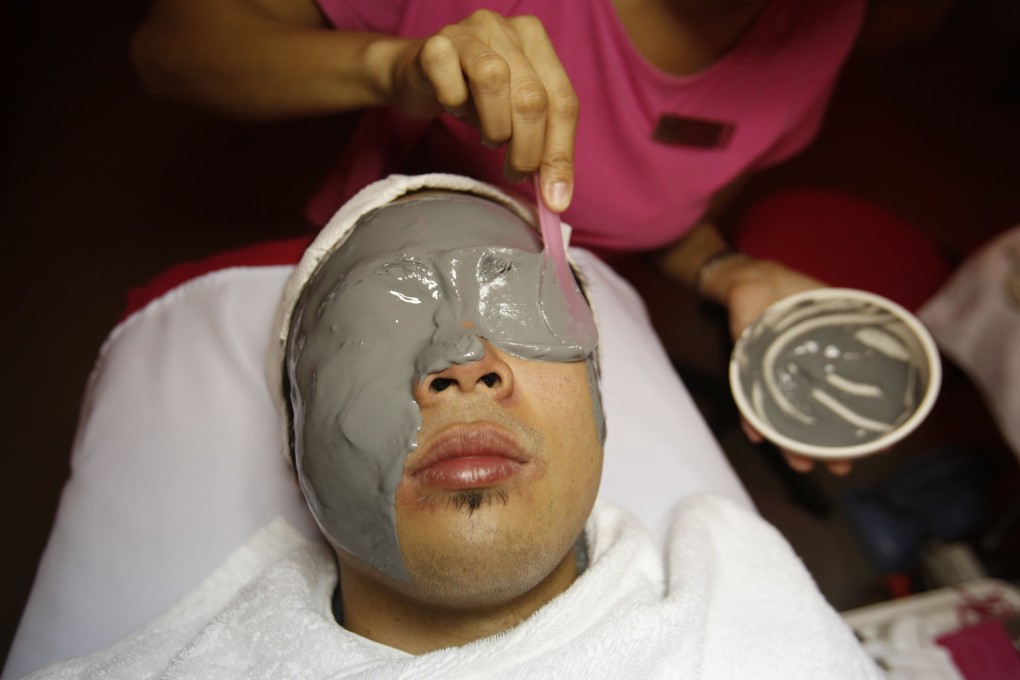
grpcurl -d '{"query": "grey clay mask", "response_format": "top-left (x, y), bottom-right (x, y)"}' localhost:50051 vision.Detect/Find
top-left (287, 193), bottom-right (601, 579)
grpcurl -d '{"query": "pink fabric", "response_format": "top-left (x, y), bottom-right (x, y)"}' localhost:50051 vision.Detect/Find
top-left (309, 0), bottom-right (864, 253)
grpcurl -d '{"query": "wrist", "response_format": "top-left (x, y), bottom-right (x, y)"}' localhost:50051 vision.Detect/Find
top-left (361, 36), bottom-right (415, 107)
top-left (696, 250), bottom-right (751, 303)
top-left (657, 222), bottom-right (732, 288)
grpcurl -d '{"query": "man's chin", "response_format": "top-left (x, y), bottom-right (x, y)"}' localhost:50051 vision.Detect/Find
top-left (392, 507), bottom-right (582, 611)
top-left (395, 483), bottom-right (543, 553)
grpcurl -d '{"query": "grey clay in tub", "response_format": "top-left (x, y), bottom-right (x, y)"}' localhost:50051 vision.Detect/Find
top-left (735, 299), bottom-right (924, 448)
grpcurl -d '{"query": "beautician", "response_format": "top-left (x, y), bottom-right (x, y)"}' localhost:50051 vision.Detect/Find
top-left (130, 0), bottom-right (865, 472)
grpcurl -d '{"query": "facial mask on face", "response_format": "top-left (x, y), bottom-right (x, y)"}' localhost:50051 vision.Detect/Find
top-left (287, 193), bottom-right (601, 579)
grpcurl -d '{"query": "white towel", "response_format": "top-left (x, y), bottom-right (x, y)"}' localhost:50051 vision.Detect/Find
top-left (25, 495), bottom-right (881, 679)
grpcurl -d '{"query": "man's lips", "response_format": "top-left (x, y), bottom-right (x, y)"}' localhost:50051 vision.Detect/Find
top-left (408, 425), bottom-right (531, 490)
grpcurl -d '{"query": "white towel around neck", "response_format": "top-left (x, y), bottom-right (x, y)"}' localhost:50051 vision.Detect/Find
top-left (26, 495), bottom-right (882, 679)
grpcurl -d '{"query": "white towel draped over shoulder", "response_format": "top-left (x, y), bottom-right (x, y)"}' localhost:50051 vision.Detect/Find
top-left (26, 495), bottom-right (881, 679)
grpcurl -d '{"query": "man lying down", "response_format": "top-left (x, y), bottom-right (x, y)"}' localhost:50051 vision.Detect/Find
top-left (27, 174), bottom-right (881, 679)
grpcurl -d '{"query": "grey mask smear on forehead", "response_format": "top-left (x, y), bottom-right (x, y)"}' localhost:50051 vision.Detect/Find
top-left (287, 192), bottom-right (602, 581)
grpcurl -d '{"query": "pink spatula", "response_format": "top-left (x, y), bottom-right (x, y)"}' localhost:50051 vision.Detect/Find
top-left (534, 175), bottom-right (598, 348)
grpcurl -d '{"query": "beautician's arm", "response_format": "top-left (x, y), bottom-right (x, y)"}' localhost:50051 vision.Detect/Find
top-left (130, 0), bottom-right (578, 210)
top-left (658, 223), bottom-right (823, 340)
top-left (654, 174), bottom-right (822, 339)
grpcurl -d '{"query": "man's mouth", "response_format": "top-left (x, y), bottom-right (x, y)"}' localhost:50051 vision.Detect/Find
top-left (408, 425), bottom-right (531, 490)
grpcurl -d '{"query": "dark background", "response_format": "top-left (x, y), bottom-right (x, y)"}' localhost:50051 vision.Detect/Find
top-left (3, 0), bottom-right (1019, 671)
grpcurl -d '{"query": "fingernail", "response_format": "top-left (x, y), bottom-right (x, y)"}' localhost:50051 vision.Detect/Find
top-left (784, 452), bottom-right (815, 473)
top-left (546, 181), bottom-right (571, 212)
top-left (482, 138), bottom-right (501, 150)
top-left (830, 461), bottom-right (853, 476)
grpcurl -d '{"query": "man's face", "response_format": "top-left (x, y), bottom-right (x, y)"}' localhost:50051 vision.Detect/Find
top-left (287, 192), bottom-right (602, 605)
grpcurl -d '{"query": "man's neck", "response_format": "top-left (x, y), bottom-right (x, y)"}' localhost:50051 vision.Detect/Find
top-left (336, 546), bottom-right (580, 654)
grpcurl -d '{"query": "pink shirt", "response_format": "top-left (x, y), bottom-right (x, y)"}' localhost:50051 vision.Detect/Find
top-left (309, 0), bottom-right (864, 254)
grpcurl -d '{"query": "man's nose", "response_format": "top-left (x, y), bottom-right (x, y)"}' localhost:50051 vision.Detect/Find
top-left (413, 341), bottom-right (515, 405)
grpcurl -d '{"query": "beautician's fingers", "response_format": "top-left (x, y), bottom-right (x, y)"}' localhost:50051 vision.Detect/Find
top-left (433, 17), bottom-right (517, 145)
top-left (739, 417), bottom-right (764, 444)
top-left (715, 259), bottom-right (825, 340)
top-left (440, 12), bottom-right (567, 175)
top-left (497, 15), bottom-right (576, 182)
top-left (391, 11), bottom-right (577, 211)
top-left (744, 418), bottom-right (854, 475)
top-left (390, 36), bottom-right (456, 121)
top-left (826, 459), bottom-right (854, 475)
top-left (513, 16), bottom-right (578, 212)
top-left (781, 451), bottom-right (817, 474)
top-left (782, 452), bottom-right (855, 476)
top-left (742, 417), bottom-right (813, 473)
top-left (416, 35), bottom-right (472, 119)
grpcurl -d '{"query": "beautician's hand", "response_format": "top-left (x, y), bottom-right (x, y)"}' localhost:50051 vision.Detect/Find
top-left (132, 3), bottom-right (576, 211)
top-left (702, 256), bottom-right (856, 475)
top-left (655, 228), bottom-right (851, 474)
top-left (388, 10), bottom-right (578, 212)
top-left (739, 418), bottom-right (855, 475)
top-left (716, 258), bottom-right (823, 340)
top-left (694, 252), bottom-right (822, 338)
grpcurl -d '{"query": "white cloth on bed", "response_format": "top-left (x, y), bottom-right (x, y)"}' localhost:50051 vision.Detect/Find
top-left (25, 495), bottom-right (881, 680)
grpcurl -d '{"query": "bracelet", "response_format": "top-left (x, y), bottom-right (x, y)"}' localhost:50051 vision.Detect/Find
top-left (693, 248), bottom-right (742, 295)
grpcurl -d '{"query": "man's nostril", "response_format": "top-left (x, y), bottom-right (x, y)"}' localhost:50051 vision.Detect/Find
top-left (429, 372), bottom-right (500, 392)
top-left (430, 377), bottom-right (456, 392)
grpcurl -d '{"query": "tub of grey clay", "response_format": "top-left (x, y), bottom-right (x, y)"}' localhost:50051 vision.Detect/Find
top-left (729, 288), bottom-right (941, 460)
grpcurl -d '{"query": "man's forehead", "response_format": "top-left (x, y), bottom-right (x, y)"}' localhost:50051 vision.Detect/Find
top-left (325, 192), bottom-right (541, 274)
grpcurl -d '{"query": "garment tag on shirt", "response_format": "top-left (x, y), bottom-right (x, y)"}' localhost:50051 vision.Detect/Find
top-left (653, 114), bottom-right (734, 148)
